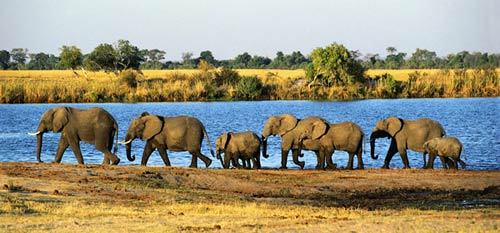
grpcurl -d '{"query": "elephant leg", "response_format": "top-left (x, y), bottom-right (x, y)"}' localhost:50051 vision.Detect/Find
top-left (422, 152), bottom-right (427, 168)
top-left (356, 149), bottom-right (364, 169)
top-left (426, 153), bottom-right (436, 169)
top-left (439, 156), bottom-right (448, 169)
top-left (324, 149), bottom-right (336, 169)
top-left (253, 156), bottom-right (261, 169)
top-left (192, 151), bottom-right (212, 168)
top-left (68, 139), bottom-right (84, 164)
top-left (280, 149), bottom-right (289, 169)
top-left (397, 145), bottom-right (411, 169)
top-left (292, 149), bottom-right (305, 169)
top-left (347, 152), bottom-right (355, 170)
top-left (382, 140), bottom-right (398, 169)
top-left (95, 140), bottom-right (119, 165)
top-left (141, 141), bottom-right (155, 166)
top-left (156, 145), bottom-right (171, 166)
top-left (453, 158), bottom-right (459, 170)
top-left (54, 137), bottom-right (69, 163)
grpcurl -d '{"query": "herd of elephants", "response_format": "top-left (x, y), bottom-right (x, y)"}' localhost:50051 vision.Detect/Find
top-left (28, 106), bottom-right (466, 170)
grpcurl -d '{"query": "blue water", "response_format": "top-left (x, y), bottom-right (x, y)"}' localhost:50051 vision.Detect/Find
top-left (0, 98), bottom-right (498, 170)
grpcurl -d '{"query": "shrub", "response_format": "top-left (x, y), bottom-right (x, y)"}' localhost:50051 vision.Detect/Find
top-left (120, 69), bottom-right (139, 88)
top-left (236, 76), bottom-right (262, 100)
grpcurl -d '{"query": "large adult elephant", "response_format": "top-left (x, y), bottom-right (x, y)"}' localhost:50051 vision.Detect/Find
top-left (29, 107), bottom-right (120, 165)
top-left (120, 112), bottom-right (214, 168)
top-left (261, 114), bottom-right (329, 169)
top-left (370, 117), bottom-right (446, 169)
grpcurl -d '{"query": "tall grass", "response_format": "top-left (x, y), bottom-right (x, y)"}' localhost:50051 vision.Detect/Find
top-left (0, 68), bottom-right (498, 103)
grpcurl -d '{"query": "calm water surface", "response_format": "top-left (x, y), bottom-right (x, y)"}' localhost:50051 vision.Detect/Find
top-left (0, 98), bottom-right (498, 170)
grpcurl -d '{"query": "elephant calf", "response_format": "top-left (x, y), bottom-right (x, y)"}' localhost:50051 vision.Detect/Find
top-left (216, 131), bottom-right (265, 169)
top-left (423, 137), bottom-right (466, 169)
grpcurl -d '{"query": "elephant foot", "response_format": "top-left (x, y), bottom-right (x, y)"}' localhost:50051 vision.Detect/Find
top-left (297, 161), bottom-right (305, 169)
top-left (279, 166), bottom-right (288, 170)
top-left (326, 163), bottom-right (337, 170)
top-left (381, 165), bottom-right (389, 169)
top-left (112, 158), bottom-right (120, 165)
top-left (204, 159), bottom-right (212, 168)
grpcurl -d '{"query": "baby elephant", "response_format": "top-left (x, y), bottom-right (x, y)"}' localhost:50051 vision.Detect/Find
top-left (423, 137), bottom-right (466, 169)
top-left (216, 131), bottom-right (265, 169)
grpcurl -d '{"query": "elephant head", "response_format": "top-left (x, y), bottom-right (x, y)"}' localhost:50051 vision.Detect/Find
top-left (215, 133), bottom-right (232, 168)
top-left (29, 107), bottom-right (70, 162)
top-left (370, 117), bottom-right (403, 159)
top-left (261, 114), bottom-right (298, 158)
top-left (121, 112), bottom-right (163, 162)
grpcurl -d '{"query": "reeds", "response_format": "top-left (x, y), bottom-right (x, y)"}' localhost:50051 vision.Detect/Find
top-left (0, 68), bottom-right (498, 103)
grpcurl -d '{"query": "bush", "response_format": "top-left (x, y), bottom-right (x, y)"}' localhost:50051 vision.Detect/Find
top-left (236, 76), bottom-right (262, 100)
top-left (120, 69), bottom-right (139, 88)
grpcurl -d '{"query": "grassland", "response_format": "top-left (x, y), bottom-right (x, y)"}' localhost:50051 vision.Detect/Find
top-left (0, 68), bottom-right (498, 103)
top-left (1, 162), bottom-right (499, 232)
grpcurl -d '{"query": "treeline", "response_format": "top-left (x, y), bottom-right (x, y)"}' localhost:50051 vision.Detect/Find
top-left (1, 40), bottom-right (499, 71)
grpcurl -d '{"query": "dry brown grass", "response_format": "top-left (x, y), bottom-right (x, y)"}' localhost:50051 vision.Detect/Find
top-left (0, 162), bottom-right (499, 232)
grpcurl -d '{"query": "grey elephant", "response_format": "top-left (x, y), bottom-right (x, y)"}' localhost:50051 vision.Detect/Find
top-left (370, 117), bottom-right (446, 169)
top-left (297, 122), bottom-right (364, 170)
top-left (29, 107), bottom-right (120, 165)
top-left (215, 131), bottom-right (265, 169)
top-left (423, 137), bottom-right (466, 169)
top-left (120, 112), bottom-right (214, 168)
top-left (262, 114), bottom-right (329, 169)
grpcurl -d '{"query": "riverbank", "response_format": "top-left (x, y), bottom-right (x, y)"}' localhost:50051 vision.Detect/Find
top-left (1, 162), bottom-right (499, 232)
top-left (0, 68), bottom-right (498, 103)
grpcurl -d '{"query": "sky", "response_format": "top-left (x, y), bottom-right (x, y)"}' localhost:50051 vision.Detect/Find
top-left (1, 0), bottom-right (499, 61)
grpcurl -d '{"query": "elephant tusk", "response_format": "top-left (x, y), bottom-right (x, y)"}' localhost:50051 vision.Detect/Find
top-left (28, 131), bottom-right (41, 136)
top-left (119, 139), bottom-right (133, 145)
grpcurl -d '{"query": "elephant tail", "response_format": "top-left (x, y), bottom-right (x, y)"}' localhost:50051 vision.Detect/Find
top-left (202, 125), bottom-right (215, 158)
top-left (113, 122), bottom-right (119, 154)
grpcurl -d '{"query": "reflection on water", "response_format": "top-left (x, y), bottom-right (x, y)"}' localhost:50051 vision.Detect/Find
top-left (0, 98), bottom-right (498, 170)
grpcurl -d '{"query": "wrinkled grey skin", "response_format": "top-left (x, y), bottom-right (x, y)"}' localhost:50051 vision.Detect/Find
top-left (216, 131), bottom-right (265, 169)
top-left (121, 112), bottom-right (214, 168)
top-left (423, 137), bottom-right (466, 169)
top-left (370, 117), bottom-right (446, 169)
top-left (31, 107), bottom-right (120, 165)
top-left (300, 122), bottom-right (365, 170)
top-left (261, 114), bottom-right (329, 169)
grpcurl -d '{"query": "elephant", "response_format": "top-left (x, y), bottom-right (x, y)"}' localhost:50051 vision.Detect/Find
top-left (423, 137), bottom-right (466, 169)
top-left (120, 112), bottom-right (214, 168)
top-left (370, 117), bottom-right (446, 169)
top-left (29, 107), bottom-right (120, 165)
top-left (261, 114), bottom-right (329, 169)
top-left (297, 122), bottom-right (365, 170)
top-left (215, 131), bottom-right (265, 169)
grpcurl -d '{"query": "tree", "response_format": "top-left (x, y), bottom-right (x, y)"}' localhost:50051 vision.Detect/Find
top-left (407, 48), bottom-right (438, 69)
top-left (114, 39), bottom-right (143, 71)
top-left (0, 50), bottom-right (10, 70)
top-left (59, 46), bottom-right (83, 71)
top-left (306, 43), bottom-right (365, 86)
top-left (199, 50), bottom-right (218, 67)
top-left (384, 47), bottom-right (406, 69)
top-left (27, 53), bottom-right (55, 70)
top-left (141, 49), bottom-right (166, 69)
top-left (182, 52), bottom-right (195, 68)
top-left (248, 55), bottom-right (271, 68)
top-left (11, 48), bottom-right (28, 69)
top-left (232, 52), bottom-right (252, 68)
top-left (84, 43), bottom-right (118, 72)
top-left (386, 47), bottom-right (397, 55)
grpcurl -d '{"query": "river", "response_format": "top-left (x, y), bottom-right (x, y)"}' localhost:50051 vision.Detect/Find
top-left (0, 98), bottom-right (498, 170)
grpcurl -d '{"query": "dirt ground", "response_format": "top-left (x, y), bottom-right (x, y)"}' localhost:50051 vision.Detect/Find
top-left (1, 162), bottom-right (499, 232)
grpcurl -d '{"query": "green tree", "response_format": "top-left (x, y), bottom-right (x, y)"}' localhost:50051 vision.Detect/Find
top-left (0, 50), bottom-right (10, 70)
top-left (236, 76), bottom-right (262, 100)
top-left (182, 52), bottom-right (195, 68)
top-left (407, 48), bottom-right (438, 69)
top-left (59, 46), bottom-right (83, 71)
top-left (385, 47), bottom-right (406, 69)
top-left (199, 50), bottom-right (217, 67)
top-left (11, 48), bottom-right (28, 69)
top-left (84, 43), bottom-right (118, 72)
top-left (27, 53), bottom-right (55, 70)
top-left (306, 43), bottom-right (365, 86)
top-left (114, 39), bottom-right (143, 71)
top-left (248, 55), bottom-right (271, 68)
top-left (141, 49), bottom-right (166, 69)
top-left (232, 52), bottom-right (252, 68)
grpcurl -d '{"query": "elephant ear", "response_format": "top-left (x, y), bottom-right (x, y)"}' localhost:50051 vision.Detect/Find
top-left (311, 120), bottom-right (329, 140)
top-left (141, 115), bottom-right (163, 140)
top-left (277, 114), bottom-right (298, 136)
top-left (386, 117), bottom-right (403, 137)
top-left (221, 133), bottom-right (231, 150)
top-left (52, 107), bottom-right (70, 133)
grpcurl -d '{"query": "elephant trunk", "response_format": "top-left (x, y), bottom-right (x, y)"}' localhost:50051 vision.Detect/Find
top-left (36, 133), bottom-right (43, 163)
top-left (261, 136), bottom-right (269, 158)
top-left (369, 133), bottom-right (379, 160)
